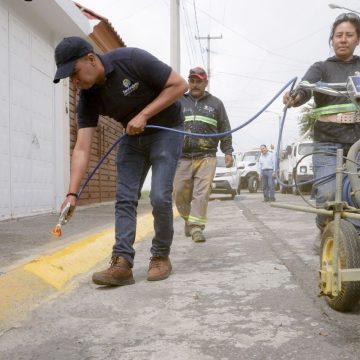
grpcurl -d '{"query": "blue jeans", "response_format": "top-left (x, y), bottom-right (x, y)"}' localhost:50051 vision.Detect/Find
top-left (113, 127), bottom-right (183, 266)
top-left (261, 169), bottom-right (275, 200)
top-left (313, 142), bottom-right (349, 231)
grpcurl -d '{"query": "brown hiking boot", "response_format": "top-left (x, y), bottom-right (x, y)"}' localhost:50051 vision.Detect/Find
top-left (92, 255), bottom-right (135, 286)
top-left (147, 256), bottom-right (172, 281)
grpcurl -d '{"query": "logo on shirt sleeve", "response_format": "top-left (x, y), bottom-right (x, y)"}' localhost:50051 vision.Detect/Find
top-left (122, 78), bottom-right (139, 96)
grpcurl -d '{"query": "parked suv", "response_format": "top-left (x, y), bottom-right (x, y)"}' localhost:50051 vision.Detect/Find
top-left (211, 155), bottom-right (240, 199)
top-left (237, 149), bottom-right (261, 193)
top-left (279, 141), bottom-right (314, 194)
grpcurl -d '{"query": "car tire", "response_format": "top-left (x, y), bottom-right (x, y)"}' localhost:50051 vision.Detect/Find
top-left (236, 182), bottom-right (241, 195)
top-left (248, 175), bottom-right (259, 193)
top-left (280, 179), bottom-right (290, 194)
top-left (292, 178), bottom-right (299, 195)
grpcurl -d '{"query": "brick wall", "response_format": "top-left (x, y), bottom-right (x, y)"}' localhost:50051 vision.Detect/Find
top-left (69, 84), bottom-right (124, 206)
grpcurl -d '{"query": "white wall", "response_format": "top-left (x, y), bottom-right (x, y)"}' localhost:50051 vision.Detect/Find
top-left (0, 0), bottom-right (91, 219)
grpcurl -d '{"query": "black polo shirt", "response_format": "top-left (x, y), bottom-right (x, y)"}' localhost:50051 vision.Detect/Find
top-left (77, 47), bottom-right (183, 132)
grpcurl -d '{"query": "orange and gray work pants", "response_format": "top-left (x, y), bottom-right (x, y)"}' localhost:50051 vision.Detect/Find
top-left (173, 157), bottom-right (217, 233)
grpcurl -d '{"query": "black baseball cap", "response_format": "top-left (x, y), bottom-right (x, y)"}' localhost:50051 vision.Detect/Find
top-left (53, 36), bottom-right (93, 84)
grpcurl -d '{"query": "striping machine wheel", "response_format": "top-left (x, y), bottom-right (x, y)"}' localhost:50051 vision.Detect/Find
top-left (320, 220), bottom-right (360, 312)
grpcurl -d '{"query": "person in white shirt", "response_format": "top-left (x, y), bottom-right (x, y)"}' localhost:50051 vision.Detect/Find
top-left (258, 144), bottom-right (276, 202)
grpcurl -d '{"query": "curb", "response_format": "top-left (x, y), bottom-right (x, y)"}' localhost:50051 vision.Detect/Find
top-left (0, 211), bottom-right (161, 334)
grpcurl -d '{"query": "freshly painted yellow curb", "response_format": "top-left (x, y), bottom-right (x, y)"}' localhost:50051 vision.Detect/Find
top-left (0, 268), bottom-right (56, 329)
top-left (0, 208), bottom-right (180, 332)
top-left (24, 228), bottom-right (116, 290)
top-left (24, 212), bottom-right (155, 290)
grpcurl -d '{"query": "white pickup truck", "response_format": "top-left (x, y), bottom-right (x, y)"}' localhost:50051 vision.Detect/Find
top-left (279, 141), bottom-right (314, 194)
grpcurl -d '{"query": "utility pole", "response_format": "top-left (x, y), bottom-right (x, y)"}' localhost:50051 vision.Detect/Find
top-left (170, 0), bottom-right (180, 72)
top-left (195, 34), bottom-right (222, 91)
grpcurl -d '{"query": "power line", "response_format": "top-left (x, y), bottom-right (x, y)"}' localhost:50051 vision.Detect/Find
top-left (214, 71), bottom-right (285, 84)
top-left (195, 34), bottom-right (223, 91)
top-left (185, 0), bottom-right (308, 66)
top-left (193, 0), bottom-right (206, 68)
top-left (180, 2), bottom-right (196, 66)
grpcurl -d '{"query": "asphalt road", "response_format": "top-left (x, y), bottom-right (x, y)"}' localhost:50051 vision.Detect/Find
top-left (1, 192), bottom-right (360, 359)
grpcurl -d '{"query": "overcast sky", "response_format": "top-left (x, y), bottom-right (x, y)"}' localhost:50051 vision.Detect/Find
top-left (78, 0), bottom-right (360, 153)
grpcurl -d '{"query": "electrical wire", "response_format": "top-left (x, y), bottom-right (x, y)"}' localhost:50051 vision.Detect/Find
top-left (183, 0), bottom-right (308, 66)
top-left (193, 0), bottom-right (206, 68)
top-left (181, 1), bottom-right (197, 66)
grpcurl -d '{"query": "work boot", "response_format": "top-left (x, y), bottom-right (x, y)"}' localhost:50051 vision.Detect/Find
top-left (192, 230), bottom-right (206, 243)
top-left (92, 255), bottom-right (135, 286)
top-left (184, 222), bottom-right (191, 237)
top-left (147, 256), bottom-right (172, 281)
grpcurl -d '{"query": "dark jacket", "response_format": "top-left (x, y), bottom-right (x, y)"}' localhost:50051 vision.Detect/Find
top-left (180, 92), bottom-right (233, 158)
top-left (296, 56), bottom-right (360, 144)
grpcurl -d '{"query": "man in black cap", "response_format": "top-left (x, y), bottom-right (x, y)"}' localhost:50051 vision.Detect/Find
top-left (54, 36), bottom-right (187, 286)
top-left (173, 67), bottom-right (234, 243)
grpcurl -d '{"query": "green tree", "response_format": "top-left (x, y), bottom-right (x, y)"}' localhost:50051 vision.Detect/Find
top-left (298, 102), bottom-right (318, 140)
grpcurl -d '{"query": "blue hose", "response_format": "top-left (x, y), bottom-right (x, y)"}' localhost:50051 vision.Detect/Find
top-left (77, 77), bottom-right (298, 198)
top-left (342, 175), bottom-right (360, 229)
top-left (147, 77), bottom-right (298, 137)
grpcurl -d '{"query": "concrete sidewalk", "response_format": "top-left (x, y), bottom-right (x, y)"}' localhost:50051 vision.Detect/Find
top-left (0, 199), bottom-right (154, 333)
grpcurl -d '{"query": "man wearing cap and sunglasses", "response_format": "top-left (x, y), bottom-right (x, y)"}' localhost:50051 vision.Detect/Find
top-left (53, 36), bottom-right (188, 286)
top-left (173, 66), bottom-right (234, 243)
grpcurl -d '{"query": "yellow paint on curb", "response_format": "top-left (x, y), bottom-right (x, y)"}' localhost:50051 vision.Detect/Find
top-left (0, 268), bottom-right (56, 326)
top-left (24, 229), bottom-right (115, 290)
top-left (23, 212), bottom-right (155, 290)
top-left (0, 207), bottom-right (180, 331)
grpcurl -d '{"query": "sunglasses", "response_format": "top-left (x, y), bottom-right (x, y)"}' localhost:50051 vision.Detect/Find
top-left (335, 12), bottom-right (360, 22)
